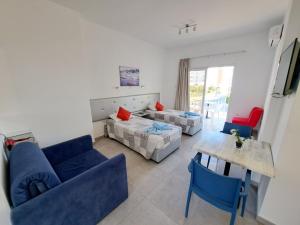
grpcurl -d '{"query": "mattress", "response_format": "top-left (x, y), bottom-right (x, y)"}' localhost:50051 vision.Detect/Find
top-left (106, 117), bottom-right (182, 162)
top-left (146, 109), bottom-right (203, 135)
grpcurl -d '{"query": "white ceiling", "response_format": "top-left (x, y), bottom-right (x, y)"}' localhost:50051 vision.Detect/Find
top-left (50, 0), bottom-right (289, 48)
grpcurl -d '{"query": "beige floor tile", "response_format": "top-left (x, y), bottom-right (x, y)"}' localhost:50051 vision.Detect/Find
top-left (94, 118), bottom-right (261, 225)
top-left (120, 200), bottom-right (178, 225)
top-left (97, 190), bottom-right (145, 225)
top-left (148, 173), bottom-right (189, 225)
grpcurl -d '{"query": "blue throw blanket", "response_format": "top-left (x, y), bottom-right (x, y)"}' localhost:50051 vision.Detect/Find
top-left (180, 111), bottom-right (200, 118)
top-left (145, 122), bottom-right (172, 135)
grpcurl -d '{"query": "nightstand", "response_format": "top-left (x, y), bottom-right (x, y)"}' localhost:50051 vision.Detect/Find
top-left (3, 131), bottom-right (36, 159)
top-left (133, 111), bottom-right (150, 118)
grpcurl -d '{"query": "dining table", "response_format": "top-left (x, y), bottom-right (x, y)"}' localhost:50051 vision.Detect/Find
top-left (191, 131), bottom-right (275, 213)
top-left (192, 131), bottom-right (275, 178)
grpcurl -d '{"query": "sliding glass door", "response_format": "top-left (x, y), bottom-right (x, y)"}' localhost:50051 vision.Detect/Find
top-left (189, 69), bottom-right (206, 114)
top-left (189, 66), bottom-right (234, 122)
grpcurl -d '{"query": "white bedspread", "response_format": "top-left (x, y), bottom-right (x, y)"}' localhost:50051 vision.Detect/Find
top-left (107, 117), bottom-right (182, 159)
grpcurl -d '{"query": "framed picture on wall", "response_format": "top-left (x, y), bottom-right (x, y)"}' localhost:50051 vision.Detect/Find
top-left (119, 66), bottom-right (140, 86)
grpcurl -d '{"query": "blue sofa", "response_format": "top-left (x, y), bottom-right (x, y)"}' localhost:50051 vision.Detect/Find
top-left (9, 135), bottom-right (128, 225)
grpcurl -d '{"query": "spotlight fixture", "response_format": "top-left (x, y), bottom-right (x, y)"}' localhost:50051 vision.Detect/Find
top-left (178, 23), bottom-right (197, 35)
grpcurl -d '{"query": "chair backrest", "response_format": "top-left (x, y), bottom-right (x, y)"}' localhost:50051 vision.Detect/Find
top-left (190, 159), bottom-right (242, 211)
top-left (222, 122), bottom-right (252, 138)
top-left (248, 107), bottom-right (263, 127)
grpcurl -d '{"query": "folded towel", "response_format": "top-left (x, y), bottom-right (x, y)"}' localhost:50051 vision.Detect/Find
top-left (184, 112), bottom-right (200, 116)
top-left (152, 122), bottom-right (172, 130)
top-left (179, 114), bottom-right (188, 118)
top-left (145, 122), bottom-right (172, 135)
top-left (145, 127), bottom-right (163, 135)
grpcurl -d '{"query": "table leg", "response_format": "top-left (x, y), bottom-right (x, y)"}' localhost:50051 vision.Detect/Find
top-left (206, 156), bottom-right (211, 168)
top-left (197, 152), bottom-right (202, 164)
top-left (223, 162), bottom-right (231, 176)
top-left (206, 103), bottom-right (210, 119)
top-left (241, 169), bottom-right (252, 217)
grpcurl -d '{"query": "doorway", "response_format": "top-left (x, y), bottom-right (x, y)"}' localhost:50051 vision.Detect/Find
top-left (189, 66), bottom-right (234, 130)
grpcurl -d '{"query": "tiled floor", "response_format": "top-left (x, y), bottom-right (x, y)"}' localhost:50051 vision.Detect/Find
top-left (94, 118), bottom-right (262, 225)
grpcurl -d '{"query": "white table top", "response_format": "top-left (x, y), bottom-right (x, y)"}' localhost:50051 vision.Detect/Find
top-left (192, 132), bottom-right (275, 177)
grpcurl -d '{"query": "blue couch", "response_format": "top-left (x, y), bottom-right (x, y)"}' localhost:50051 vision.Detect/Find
top-left (9, 135), bottom-right (128, 225)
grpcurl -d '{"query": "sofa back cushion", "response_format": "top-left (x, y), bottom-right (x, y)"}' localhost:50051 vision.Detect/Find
top-left (10, 142), bottom-right (61, 207)
top-left (43, 135), bottom-right (93, 166)
top-left (53, 149), bottom-right (108, 182)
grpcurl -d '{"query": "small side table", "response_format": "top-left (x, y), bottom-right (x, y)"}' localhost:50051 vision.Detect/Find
top-left (3, 131), bottom-right (37, 159)
top-left (133, 111), bottom-right (150, 118)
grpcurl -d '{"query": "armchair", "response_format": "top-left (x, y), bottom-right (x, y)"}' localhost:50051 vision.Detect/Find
top-left (9, 135), bottom-right (128, 225)
top-left (232, 107), bottom-right (263, 128)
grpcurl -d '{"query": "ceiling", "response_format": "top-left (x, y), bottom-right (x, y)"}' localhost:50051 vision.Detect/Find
top-left (50, 0), bottom-right (289, 48)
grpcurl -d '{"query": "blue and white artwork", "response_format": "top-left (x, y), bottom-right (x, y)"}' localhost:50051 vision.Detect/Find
top-left (119, 66), bottom-right (140, 86)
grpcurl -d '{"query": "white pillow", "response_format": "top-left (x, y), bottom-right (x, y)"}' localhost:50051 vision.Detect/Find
top-left (109, 113), bottom-right (121, 121)
top-left (148, 103), bottom-right (156, 111)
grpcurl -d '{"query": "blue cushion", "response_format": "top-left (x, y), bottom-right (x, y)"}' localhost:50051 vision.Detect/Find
top-left (43, 135), bottom-right (93, 166)
top-left (53, 149), bottom-right (108, 182)
top-left (10, 142), bottom-right (61, 207)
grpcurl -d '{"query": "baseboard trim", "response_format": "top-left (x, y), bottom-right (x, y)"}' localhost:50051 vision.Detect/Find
top-left (257, 216), bottom-right (276, 225)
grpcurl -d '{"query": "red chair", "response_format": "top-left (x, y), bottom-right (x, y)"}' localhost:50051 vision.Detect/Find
top-left (232, 107), bottom-right (263, 128)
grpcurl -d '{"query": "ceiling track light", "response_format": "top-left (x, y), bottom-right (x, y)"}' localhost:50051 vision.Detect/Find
top-left (178, 23), bottom-right (197, 35)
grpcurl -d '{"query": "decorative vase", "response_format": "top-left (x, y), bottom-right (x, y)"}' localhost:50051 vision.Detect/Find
top-left (236, 141), bottom-right (242, 148)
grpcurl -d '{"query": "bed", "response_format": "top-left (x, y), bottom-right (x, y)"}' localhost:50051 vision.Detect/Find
top-left (106, 116), bottom-right (182, 162)
top-left (145, 109), bottom-right (203, 135)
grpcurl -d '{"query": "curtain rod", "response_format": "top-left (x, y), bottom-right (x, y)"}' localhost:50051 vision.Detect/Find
top-left (189, 50), bottom-right (247, 59)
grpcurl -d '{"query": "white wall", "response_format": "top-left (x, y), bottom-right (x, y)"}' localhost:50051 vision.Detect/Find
top-left (257, 0), bottom-right (300, 224)
top-left (0, 1), bottom-right (95, 223)
top-left (80, 18), bottom-right (165, 137)
top-left (0, 1), bottom-right (166, 141)
top-left (0, 0), bottom-right (166, 222)
top-left (0, 49), bottom-right (20, 118)
top-left (80, 19), bottom-right (165, 99)
top-left (0, 47), bottom-right (28, 136)
top-left (162, 31), bottom-right (275, 123)
top-left (0, 0), bottom-right (95, 147)
top-left (0, 0), bottom-right (166, 141)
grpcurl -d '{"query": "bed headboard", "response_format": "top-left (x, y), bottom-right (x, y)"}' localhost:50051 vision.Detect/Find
top-left (90, 93), bottom-right (160, 122)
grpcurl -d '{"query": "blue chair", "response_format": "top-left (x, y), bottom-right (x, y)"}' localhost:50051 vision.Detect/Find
top-left (206, 122), bottom-right (252, 169)
top-left (221, 122), bottom-right (252, 138)
top-left (186, 153), bottom-right (250, 225)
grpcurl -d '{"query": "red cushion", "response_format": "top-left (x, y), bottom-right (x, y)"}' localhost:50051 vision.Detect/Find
top-left (155, 102), bottom-right (164, 111)
top-left (232, 117), bottom-right (250, 126)
top-left (117, 107), bottom-right (131, 121)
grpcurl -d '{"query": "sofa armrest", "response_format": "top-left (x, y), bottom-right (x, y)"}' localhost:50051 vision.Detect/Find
top-left (11, 153), bottom-right (128, 225)
top-left (42, 135), bottom-right (93, 165)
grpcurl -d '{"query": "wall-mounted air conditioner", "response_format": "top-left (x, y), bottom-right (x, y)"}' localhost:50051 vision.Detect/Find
top-left (268, 24), bottom-right (284, 48)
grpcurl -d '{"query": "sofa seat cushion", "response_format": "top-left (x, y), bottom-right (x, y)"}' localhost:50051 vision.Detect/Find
top-left (53, 149), bottom-right (108, 182)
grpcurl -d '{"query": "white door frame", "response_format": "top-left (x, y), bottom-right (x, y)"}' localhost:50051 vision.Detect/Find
top-left (189, 66), bottom-right (235, 118)
top-left (189, 67), bottom-right (208, 115)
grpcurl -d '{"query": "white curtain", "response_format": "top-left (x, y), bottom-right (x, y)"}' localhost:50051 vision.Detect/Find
top-left (174, 58), bottom-right (190, 111)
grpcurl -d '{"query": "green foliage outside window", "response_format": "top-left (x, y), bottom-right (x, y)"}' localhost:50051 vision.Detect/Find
top-left (190, 85), bottom-right (204, 98)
